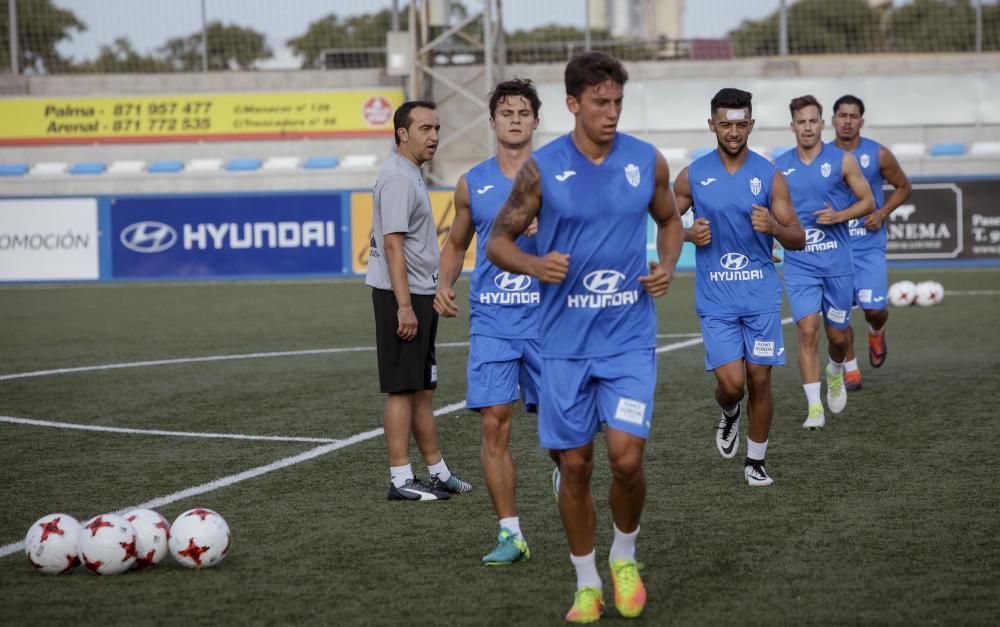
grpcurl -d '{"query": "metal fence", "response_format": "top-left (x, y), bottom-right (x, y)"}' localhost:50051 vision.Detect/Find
top-left (3, 0), bottom-right (997, 75)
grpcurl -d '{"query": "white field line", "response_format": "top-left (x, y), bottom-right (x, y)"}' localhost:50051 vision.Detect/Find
top-left (944, 289), bottom-right (1000, 296)
top-left (0, 401), bottom-right (467, 559)
top-left (0, 416), bottom-right (339, 444)
top-left (0, 342), bottom-right (471, 383)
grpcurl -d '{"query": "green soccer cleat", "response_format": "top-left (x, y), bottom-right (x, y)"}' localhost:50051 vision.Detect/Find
top-left (565, 586), bottom-right (604, 624)
top-left (481, 528), bottom-right (530, 565)
top-left (826, 365), bottom-right (847, 414)
top-left (802, 403), bottom-right (826, 429)
top-left (609, 559), bottom-right (646, 618)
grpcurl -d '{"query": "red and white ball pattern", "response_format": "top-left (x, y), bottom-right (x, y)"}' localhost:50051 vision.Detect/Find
top-left (24, 513), bottom-right (82, 574)
top-left (125, 508), bottom-right (171, 569)
top-left (168, 508), bottom-right (231, 569)
top-left (78, 514), bottom-right (138, 575)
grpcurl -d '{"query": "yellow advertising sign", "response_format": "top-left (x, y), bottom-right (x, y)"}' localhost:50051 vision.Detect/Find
top-left (0, 89), bottom-right (404, 145)
top-left (350, 190), bottom-right (477, 275)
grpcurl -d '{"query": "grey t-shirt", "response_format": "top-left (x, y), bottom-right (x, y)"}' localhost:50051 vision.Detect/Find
top-left (365, 151), bottom-right (440, 295)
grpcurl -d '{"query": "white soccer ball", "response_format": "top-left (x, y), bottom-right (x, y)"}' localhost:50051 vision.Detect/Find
top-left (169, 508), bottom-right (231, 569)
top-left (24, 513), bottom-right (82, 574)
top-left (914, 280), bottom-right (944, 306)
top-left (888, 280), bottom-right (917, 307)
top-left (79, 514), bottom-right (138, 575)
top-left (125, 508), bottom-right (171, 569)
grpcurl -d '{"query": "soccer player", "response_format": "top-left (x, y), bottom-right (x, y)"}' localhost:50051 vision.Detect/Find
top-left (674, 88), bottom-right (805, 486)
top-left (831, 95), bottom-right (912, 389)
top-left (367, 100), bottom-right (472, 501)
top-left (486, 52), bottom-right (684, 623)
top-left (774, 95), bottom-right (875, 429)
top-left (434, 79), bottom-right (543, 565)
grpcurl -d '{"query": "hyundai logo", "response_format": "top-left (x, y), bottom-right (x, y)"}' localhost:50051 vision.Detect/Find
top-left (805, 228), bottom-right (826, 245)
top-left (583, 269), bottom-right (625, 294)
top-left (720, 252), bottom-right (749, 271)
top-left (494, 272), bottom-right (532, 292)
top-left (848, 218), bottom-right (860, 228)
top-left (121, 221), bottom-right (177, 253)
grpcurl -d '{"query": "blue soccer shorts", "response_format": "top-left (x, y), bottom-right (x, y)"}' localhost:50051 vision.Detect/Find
top-left (784, 272), bottom-right (854, 330)
top-left (466, 334), bottom-right (540, 413)
top-left (700, 312), bottom-right (786, 371)
top-left (852, 247), bottom-right (888, 311)
top-left (538, 349), bottom-right (656, 450)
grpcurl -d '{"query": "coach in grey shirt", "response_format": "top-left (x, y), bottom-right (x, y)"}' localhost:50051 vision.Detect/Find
top-left (366, 100), bottom-right (472, 502)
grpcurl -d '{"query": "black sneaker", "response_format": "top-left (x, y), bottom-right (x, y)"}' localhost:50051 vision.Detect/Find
top-left (428, 472), bottom-right (473, 495)
top-left (387, 478), bottom-right (450, 501)
top-left (744, 460), bottom-right (773, 487)
top-left (715, 405), bottom-right (740, 459)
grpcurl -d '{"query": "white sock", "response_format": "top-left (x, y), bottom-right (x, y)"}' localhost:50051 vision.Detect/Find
top-left (499, 516), bottom-right (522, 538)
top-left (609, 524), bottom-right (639, 563)
top-left (803, 382), bottom-right (821, 406)
top-left (844, 358), bottom-right (859, 373)
top-left (390, 464), bottom-right (413, 488)
top-left (427, 458), bottom-right (451, 482)
top-left (746, 438), bottom-right (768, 462)
top-left (570, 551), bottom-right (602, 590)
top-left (722, 403), bottom-right (739, 418)
top-left (828, 358), bottom-right (844, 375)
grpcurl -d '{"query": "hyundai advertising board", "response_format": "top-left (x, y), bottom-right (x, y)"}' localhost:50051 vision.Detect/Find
top-left (111, 193), bottom-right (343, 278)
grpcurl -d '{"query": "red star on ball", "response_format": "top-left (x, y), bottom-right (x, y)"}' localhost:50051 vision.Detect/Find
top-left (186, 509), bottom-right (214, 521)
top-left (178, 539), bottom-right (209, 565)
top-left (155, 519), bottom-right (170, 540)
top-left (84, 516), bottom-right (113, 537)
top-left (38, 518), bottom-right (65, 542)
top-left (120, 535), bottom-right (138, 561)
top-left (83, 556), bottom-right (103, 574)
top-left (63, 554), bottom-right (81, 573)
top-left (134, 550), bottom-right (157, 570)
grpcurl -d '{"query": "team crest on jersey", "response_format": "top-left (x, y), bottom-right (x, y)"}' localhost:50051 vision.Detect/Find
top-left (749, 177), bottom-right (762, 195)
top-left (624, 163), bottom-right (641, 187)
top-left (860, 153), bottom-right (871, 168)
top-left (821, 162), bottom-right (832, 178)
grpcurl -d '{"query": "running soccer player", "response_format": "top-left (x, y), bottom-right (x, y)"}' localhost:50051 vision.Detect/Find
top-left (435, 79), bottom-right (543, 565)
top-left (674, 88), bottom-right (805, 486)
top-left (486, 52), bottom-right (684, 623)
top-left (830, 95), bottom-right (912, 389)
top-left (775, 95), bottom-right (875, 429)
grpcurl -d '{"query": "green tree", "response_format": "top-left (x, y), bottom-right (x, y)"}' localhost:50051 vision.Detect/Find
top-left (287, 9), bottom-right (408, 69)
top-left (885, 0), bottom-right (982, 52)
top-left (75, 38), bottom-right (169, 73)
top-left (729, 0), bottom-right (883, 57)
top-left (159, 21), bottom-right (272, 71)
top-left (0, 0), bottom-right (85, 73)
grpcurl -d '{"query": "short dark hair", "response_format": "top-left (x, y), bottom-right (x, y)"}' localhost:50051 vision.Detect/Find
top-left (711, 88), bottom-right (753, 117)
top-left (393, 100), bottom-right (436, 145)
top-left (833, 94), bottom-right (865, 117)
top-left (789, 95), bottom-right (823, 119)
top-left (564, 51), bottom-right (628, 100)
top-left (488, 78), bottom-right (541, 119)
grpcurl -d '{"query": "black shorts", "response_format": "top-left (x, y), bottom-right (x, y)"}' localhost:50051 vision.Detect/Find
top-left (372, 288), bottom-right (438, 393)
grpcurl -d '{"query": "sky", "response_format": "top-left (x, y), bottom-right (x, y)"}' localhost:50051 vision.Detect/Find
top-left (48, 0), bottom-right (979, 69)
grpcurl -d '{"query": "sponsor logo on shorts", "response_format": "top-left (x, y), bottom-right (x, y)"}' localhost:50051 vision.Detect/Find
top-left (753, 340), bottom-right (775, 357)
top-left (710, 252), bottom-right (763, 282)
top-left (567, 269), bottom-right (638, 309)
top-left (805, 228), bottom-right (838, 252)
top-left (858, 288), bottom-right (873, 303)
top-left (430, 365), bottom-right (438, 383)
top-left (826, 307), bottom-right (848, 324)
top-left (614, 398), bottom-right (647, 427)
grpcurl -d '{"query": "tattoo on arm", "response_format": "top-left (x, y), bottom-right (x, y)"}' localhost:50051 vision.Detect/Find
top-left (491, 159), bottom-right (540, 239)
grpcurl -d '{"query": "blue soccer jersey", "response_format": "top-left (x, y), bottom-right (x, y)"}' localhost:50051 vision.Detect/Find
top-left (466, 157), bottom-right (541, 340)
top-left (531, 133), bottom-right (657, 359)
top-left (774, 143), bottom-right (854, 278)
top-left (688, 149), bottom-right (783, 317)
top-left (840, 137), bottom-right (886, 253)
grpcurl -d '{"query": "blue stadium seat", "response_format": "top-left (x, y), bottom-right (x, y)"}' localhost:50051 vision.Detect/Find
top-left (0, 164), bottom-right (29, 176)
top-left (69, 162), bottom-right (107, 175)
top-left (928, 143), bottom-right (967, 157)
top-left (226, 158), bottom-right (262, 172)
top-left (148, 160), bottom-right (185, 173)
top-left (303, 156), bottom-right (340, 170)
top-left (690, 147), bottom-right (715, 160)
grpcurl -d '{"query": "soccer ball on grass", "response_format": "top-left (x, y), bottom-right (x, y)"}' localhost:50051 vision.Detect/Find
top-left (169, 508), bottom-right (231, 569)
top-left (24, 513), bottom-right (82, 574)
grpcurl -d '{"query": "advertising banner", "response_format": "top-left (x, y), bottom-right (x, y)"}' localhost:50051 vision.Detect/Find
top-left (110, 193), bottom-right (343, 278)
top-left (0, 89), bottom-right (403, 145)
top-left (0, 198), bottom-right (99, 280)
top-left (350, 190), bottom-right (477, 275)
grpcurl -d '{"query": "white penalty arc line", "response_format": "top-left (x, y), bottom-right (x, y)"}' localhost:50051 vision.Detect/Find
top-left (0, 401), bottom-right (467, 560)
top-left (0, 416), bottom-right (339, 444)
